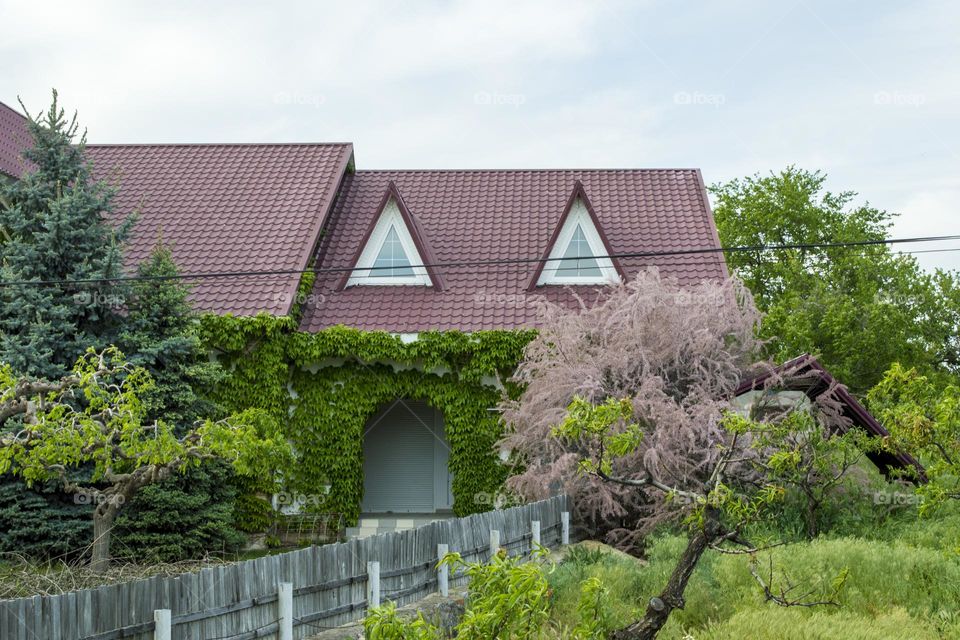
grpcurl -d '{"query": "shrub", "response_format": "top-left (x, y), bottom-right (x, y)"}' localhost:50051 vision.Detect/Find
top-left (112, 462), bottom-right (245, 563)
top-left (0, 478), bottom-right (91, 561)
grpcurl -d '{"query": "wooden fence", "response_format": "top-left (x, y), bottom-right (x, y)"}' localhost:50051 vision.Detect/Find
top-left (0, 495), bottom-right (570, 640)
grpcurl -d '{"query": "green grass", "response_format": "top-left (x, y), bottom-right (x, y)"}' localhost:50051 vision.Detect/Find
top-left (548, 513), bottom-right (960, 640)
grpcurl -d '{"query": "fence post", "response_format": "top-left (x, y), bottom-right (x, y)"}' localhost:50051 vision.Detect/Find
top-left (437, 543), bottom-right (449, 596)
top-left (561, 511), bottom-right (570, 545)
top-left (368, 561), bottom-right (381, 609)
top-left (278, 582), bottom-right (293, 640)
top-left (153, 609), bottom-right (171, 640)
top-left (489, 529), bottom-right (500, 559)
top-left (531, 520), bottom-right (541, 551)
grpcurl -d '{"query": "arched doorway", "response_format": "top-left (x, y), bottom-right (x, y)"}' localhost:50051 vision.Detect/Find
top-left (361, 400), bottom-right (454, 514)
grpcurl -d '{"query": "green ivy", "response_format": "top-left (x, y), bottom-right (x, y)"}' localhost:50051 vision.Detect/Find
top-left (199, 316), bottom-right (535, 527)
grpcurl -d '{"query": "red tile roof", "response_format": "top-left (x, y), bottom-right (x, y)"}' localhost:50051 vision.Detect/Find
top-left (299, 169), bottom-right (727, 332)
top-left (0, 101), bottom-right (32, 178)
top-left (2, 100), bottom-right (726, 324)
top-left (85, 143), bottom-right (353, 316)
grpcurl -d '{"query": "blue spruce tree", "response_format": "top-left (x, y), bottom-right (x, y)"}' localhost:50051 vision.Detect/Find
top-left (0, 90), bottom-right (132, 379)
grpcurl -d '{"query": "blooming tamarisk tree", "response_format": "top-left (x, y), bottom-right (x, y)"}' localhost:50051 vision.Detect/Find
top-left (501, 271), bottom-right (853, 639)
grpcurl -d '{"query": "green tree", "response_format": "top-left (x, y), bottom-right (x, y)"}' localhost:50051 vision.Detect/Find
top-left (113, 461), bottom-right (245, 563)
top-left (867, 363), bottom-right (960, 512)
top-left (0, 348), bottom-right (291, 571)
top-left (119, 241), bottom-right (222, 429)
top-left (0, 91), bottom-right (132, 380)
top-left (711, 167), bottom-right (958, 393)
top-left (0, 479), bottom-right (91, 561)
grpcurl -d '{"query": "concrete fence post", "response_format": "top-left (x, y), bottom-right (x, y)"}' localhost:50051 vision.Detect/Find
top-left (531, 520), bottom-right (541, 551)
top-left (153, 609), bottom-right (171, 640)
top-left (278, 582), bottom-right (293, 640)
top-left (368, 561), bottom-right (381, 609)
top-left (561, 511), bottom-right (570, 545)
top-left (489, 529), bottom-right (500, 559)
top-left (437, 543), bottom-right (449, 596)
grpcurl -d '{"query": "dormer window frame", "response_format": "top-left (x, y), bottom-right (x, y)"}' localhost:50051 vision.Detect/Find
top-left (536, 197), bottom-right (621, 286)
top-left (346, 199), bottom-right (432, 287)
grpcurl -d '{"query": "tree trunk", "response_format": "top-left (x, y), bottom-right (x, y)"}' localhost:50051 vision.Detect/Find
top-left (803, 489), bottom-right (820, 538)
top-left (90, 504), bottom-right (117, 573)
top-left (611, 510), bottom-right (721, 640)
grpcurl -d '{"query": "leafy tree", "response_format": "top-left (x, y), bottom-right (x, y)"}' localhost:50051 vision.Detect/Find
top-left (119, 242), bottom-right (222, 429)
top-left (0, 348), bottom-right (291, 571)
top-left (710, 167), bottom-right (958, 393)
top-left (867, 363), bottom-right (960, 512)
top-left (0, 91), bottom-right (132, 380)
top-left (740, 401), bottom-right (880, 538)
top-left (501, 272), bottom-right (851, 639)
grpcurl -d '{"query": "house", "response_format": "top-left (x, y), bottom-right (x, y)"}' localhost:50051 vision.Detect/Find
top-left (3, 100), bottom-right (911, 538)
top-left (735, 354), bottom-right (925, 480)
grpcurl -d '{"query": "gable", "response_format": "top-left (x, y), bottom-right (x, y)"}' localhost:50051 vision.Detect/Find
top-left (535, 192), bottom-right (621, 286)
top-left (345, 192), bottom-right (433, 287)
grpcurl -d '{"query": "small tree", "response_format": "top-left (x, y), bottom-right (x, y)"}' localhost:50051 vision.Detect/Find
top-left (868, 363), bottom-right (959, 511)
top-left (119, 241), bottom-right (223, 429)
top-left (502, 271), bottom-right (850, 639)
top-left (0, 348), bottom-right (290, 571)
top-left (742, 396), bottom-right (880, 538)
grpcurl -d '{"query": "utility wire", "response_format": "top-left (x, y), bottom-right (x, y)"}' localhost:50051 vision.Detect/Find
top-left (1, 234), bottom-right (959, 288)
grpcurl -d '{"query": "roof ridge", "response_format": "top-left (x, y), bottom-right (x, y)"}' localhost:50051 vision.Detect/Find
top-left (354, 167), bottom-right (701, 173)
top-left (86, 141), bottom-right (353, 148)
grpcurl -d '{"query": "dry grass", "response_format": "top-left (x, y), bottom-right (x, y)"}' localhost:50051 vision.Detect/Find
top-left (0, 552), bottom-right (237, 600)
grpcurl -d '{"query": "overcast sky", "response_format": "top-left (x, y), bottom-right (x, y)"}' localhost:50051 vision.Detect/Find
top-left (2, 0), bottom-right (958, 270)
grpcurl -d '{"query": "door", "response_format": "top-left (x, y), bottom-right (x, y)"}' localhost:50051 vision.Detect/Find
top-left (362, 400), bottom-right (452, 513)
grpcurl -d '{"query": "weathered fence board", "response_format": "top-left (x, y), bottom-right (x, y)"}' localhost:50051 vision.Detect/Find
top-left (0, 495), bottom-right (569, 640)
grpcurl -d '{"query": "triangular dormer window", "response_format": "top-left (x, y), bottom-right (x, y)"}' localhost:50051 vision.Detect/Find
top-left (534, 184), bottom-right (622, 286)
top-left (345, 184), bottom-right (437, 287)
top-left (372, 226), bottom-right (415, 277)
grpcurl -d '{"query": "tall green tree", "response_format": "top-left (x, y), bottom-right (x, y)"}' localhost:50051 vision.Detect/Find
top-left (0, 90), bottom-right (132, 380)
top-left (711, 167), bottom-right (958, 393)
top-left (119, 242), bottom-right (222, 429)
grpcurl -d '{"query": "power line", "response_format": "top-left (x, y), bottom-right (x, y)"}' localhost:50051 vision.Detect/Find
top-left (1, 234), bottom-right (959, 289)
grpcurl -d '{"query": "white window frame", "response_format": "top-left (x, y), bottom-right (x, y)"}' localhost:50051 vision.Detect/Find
top-left (347, 199), bottom-right (432, 286)
top-left (537, 198), bottom-right (620, 285)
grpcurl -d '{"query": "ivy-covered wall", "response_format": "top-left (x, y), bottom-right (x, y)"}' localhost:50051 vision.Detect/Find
top-left (199, 315), bottom-right (534, 526)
